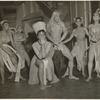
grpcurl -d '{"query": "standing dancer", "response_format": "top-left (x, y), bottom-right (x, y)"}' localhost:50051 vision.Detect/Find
top-left (14, 25), bottom-right (30, 68)
top-left (0, 20), bottom-right (24, 83)
top-left (86, 8), bottom-right (100, 81)
top-left (63, 17), bottom-right (89, 77)
top-left (47, 10), bottom-right (78, 80)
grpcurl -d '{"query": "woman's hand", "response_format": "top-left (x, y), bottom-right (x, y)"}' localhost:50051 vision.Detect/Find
top-left (58, 43), bottom-right (63, 51)
top-left (91, 37), bottom-right (97, 42)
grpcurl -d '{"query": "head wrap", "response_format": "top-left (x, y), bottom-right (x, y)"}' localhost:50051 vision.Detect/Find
top-left (74, 17), bottom-right (83, 23)
top-left (95, 8), bottom-right (100, 14)
top-left (0, 20), bottom-right (8, 26)
top-left (47, 10), bottom-right (62, 27)
top-left (32, 21), bottom-right (46, 34)
top-left (16, 25), bottom-right (22, 29)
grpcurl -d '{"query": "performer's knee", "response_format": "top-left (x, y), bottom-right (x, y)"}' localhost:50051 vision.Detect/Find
top-left (69, 56), bottom-right (73, 61)
top-left (39, 62), bottom-right (44, 69)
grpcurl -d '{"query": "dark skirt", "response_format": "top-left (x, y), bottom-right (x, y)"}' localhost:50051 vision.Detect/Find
top-left (52, 50), bottom-right (68, 79)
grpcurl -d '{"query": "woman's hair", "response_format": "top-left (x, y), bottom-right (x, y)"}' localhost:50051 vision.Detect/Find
top-left (73, 17), bottom-right (83, 29)
top-left (91, 8), bottom-right (100, 24)
top-left (16, 25), bottom-right (22, 30)
top-left (47, 10), bottom-right (62, 27)
top-left (37, 29), bottom-right (46, 36)
top-left (75, 17), bottom-right (83, 22)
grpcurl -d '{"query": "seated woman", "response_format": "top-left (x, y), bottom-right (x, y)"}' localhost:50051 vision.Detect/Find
top-left (0, 20), bottom-right (24, 83)
top-left (28, 21), bottom-right (59, 90)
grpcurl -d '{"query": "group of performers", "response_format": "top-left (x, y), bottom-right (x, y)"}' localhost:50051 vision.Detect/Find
top-left (0, 8), bottom-right (100, 90)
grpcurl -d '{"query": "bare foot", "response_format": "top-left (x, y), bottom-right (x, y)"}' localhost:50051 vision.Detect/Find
top-left (86, 77), bottom-right (91, 82)
top-left (40, 85), bottom-right (46, 90)
top-left (62, 68), bottom-right (69, 78)
top-left (8, 73), bottom-right (14, 79)
top-left (82, 73), bottom-right (87, 77)
top-left (69, 76), bottom-right (79, 80)
top-left (77, 66), bottom-right (81, 71)
top-left (40, 84), bottom-right (51, 90)
top-left (97, 74), bottom-right (100, 78)
top-left (20, 76), bottom-right (26, 81)
top-left (62, 72), bottom-right (69, 78)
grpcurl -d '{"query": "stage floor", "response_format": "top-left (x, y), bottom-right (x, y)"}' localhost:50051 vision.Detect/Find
top-left (0, 66), bottom-right (99, 99)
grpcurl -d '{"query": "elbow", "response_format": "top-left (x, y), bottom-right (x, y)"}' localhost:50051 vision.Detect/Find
top-left (42, 55), bottom-right (46, 59)
top-left (38, 56), bottom-right (42, 60)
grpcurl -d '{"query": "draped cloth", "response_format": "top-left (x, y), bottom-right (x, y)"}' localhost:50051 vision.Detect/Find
top-left (91, 41), bottom-right (100, 73)
top-left (52, 50), bottom-right (67, 79)
top-left (28, 43), bottom-right (59, 85)
top-left (71, 40), bottom-right (86, 71)
top-left (0, 44), bottom-right (23, 82)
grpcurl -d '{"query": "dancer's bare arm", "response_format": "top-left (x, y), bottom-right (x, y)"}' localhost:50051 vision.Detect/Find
top-left (84, 27), bottom-right (89, 36)
top-left (32, 42), bottom-right (51, 60)
top-left (59, 23), bottom-right (68, 43)
top-left (62, 29), bottom-right (75, 44)
top-left (32, 43), bottom-right (42, 59)
top-left (10, 31), bottom-right (16, 49)
top-left (88, 25), bottom-right (93, 41)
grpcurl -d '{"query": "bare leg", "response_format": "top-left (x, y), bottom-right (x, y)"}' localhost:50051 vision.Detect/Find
top-left (76, 52), bottom-right (86, 77)
top-left (97, 73), bottom-right (100, 78)
top-left (0, 56), bottom-right (5, 84)
top-left (20, 74), bottom-right (26, 81)
top-left (62, 67), bottom-right (69, 78)
top-left (0, 68), bottom-right (4, 84)
top-left (9, 55), bottom-right (17, 79)
top-left (61, 44), bottom-right (79, 80)
top-left (0, 65), bottom-right (4, 84)
top-left (24, 50), bottom-right (30, 67)
top-left (36, 59), bottom-right (45, 89)
top-left (46, 64), bottom-right (52, 87)
top-left (86, 46), bottom-right (94, 82)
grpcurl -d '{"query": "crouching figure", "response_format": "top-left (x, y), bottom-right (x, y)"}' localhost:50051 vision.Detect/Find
top-left (28, 21), bottom-right (59, 90)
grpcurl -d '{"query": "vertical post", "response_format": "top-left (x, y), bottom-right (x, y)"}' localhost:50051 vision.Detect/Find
top-left (75, 1), bottom-right (78, 17)
top-left (89, 1), bottom-right (92, 23)
top-left (70, 1), bottom-right (74, 48)
top-left (22, 3), bottom-right (26, 17)
top-left (84, 1), bottom-right (88, 60)
top-left (30, 1), bottom-right (34, 13)
top-left (84, 1), bottom-right (88, 27)
top-left (70, 1), bottom-right (72, 31)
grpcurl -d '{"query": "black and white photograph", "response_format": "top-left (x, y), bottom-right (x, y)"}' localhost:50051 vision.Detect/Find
top-left (0, 0), bottom-right (99, 99)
